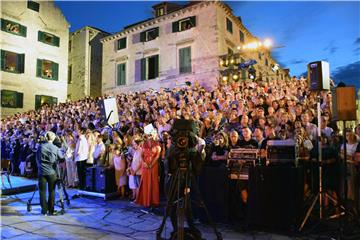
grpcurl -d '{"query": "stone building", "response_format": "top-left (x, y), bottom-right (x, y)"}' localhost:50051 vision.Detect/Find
top-left (1, 0), bottom-right (69, 117)
top-left (68, 26), bottom-right (109, 101)
top-left (101, 1), bottom-right (289, 95)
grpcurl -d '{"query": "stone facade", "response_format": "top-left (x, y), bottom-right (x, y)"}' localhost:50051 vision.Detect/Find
top-left (68, 26), bottom-right (109, 101)
top-left (101, 1), bottom-right (289, 95)
top-left (1, 0), bottom-right (69, 117)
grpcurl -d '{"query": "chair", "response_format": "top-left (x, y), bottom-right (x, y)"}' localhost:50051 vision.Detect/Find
top-left (1, 159), bottom-right (12, 188)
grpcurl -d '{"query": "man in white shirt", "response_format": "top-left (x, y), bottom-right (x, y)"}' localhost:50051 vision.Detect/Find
top-left (75, 127), bottom-right (89, 189)
top-left (93, 131), bottom-right (106, 166)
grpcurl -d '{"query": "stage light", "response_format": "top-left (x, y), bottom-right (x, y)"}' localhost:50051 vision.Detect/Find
top-left (220, 59), bottom-right (224, 66)
top-left (263, 39), bottom-right (273, 48)
top-left (232, 74), bottom-right (239, 80)
top-left (222, 76), bottom-right (228, 81)
top-left (230, 58), bottom-right (235, 64)
top-left (237, 46), bottom-right (241, 50)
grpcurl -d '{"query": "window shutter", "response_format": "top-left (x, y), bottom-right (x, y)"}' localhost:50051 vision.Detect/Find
top-left (17, 54), bottom-right (25, 73)
top-left (154, 55), bottom-right (159, 78)
top-left (52, 97), bottom-right (58, 105)
top-left (140, 58), bottom-right (146, 81)
top-left (1, 50), bottom-right (5, 71)
top-left (117, 64), bottom-right (121, 85)
top-left (20, 25), bottom-right (27, 37)
top-left (154, 27), bottom-right (159, 38)
top-left (140, 32), bottom-right (146, 42)
top-left (16, 92), bottom-right (23, 108)
top-left (36, 59), bottom-right (42, 77)
top-left (38, 31), bottom-right (43, 42)
top-left (190, 16), bottom-right (196, 27)
top-left (121, 63), bottom-right (126, 85)
top-left (35, 95), bottom-right (41, 109)
top-left (54, 36), bottom-right (60, 47)
top-left (172, 21), bottom-right (179, 32)
top-left (1, 19), bottom-right (6, 31)
top-left (52, 62), bottom-right (59, 80)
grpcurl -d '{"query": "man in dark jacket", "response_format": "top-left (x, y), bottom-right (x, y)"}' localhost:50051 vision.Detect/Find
top-left (36, 131), bottom-right (61, 215)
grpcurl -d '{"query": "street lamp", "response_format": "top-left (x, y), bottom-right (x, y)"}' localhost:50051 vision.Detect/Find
top-left (219, 38), bottom-right (274, 84)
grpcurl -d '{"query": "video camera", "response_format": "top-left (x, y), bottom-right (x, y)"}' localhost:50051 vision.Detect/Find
top-left (168, 119), bottom-right (203, 176)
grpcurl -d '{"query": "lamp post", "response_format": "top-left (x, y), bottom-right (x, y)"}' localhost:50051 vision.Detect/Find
top-left (219, 38), bottom-right (283, 85)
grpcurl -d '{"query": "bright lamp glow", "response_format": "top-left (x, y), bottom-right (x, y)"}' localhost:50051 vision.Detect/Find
top-left (263, 39), bottom-right (273, 48)
top-left (232, 74), bottom-right (239, 80)
top-left (222, 76), bottom-right (228, 81)
top-left (220, 59), bottom-right (224, 66)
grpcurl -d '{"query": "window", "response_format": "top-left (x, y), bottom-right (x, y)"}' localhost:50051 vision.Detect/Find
top-left (228, 48), bottom-right (234, 55)
top-left (239, 30), bottom-right (245, 43)
top-left (258, 52), bottom-right (262, 60)
top-left (156, 7), bottom-right (165, 17)
top-left (37, 59), bottom-right (58, 80)
top-left (172, 16), bottom-right (196, 32)
top-left (38, 31), bottom-right (60, 47)
top-left (27, 1), bottom-right (40, 12)
top-left (1, 19), bottom-right (27, 37)
top-left (1, 50), bottom-right (24, 73)
top-left (140, 28), bottom-right (159, 42)
top-left (35, 95), bottom-right (57, 110)
top-left (265, 58), bottom-right (269, 66)
top-left (69, 40), bottom-right (72, 52)
top-left (68, 65), bottom-right (72, 84)
top-left (179, 47), bottom-right (191, 74)
top-left (117, 63), bottom-right (126, 86)
top-left (141, 55), bottom-right (159, 81)
top-left (117, 37), bottom-right (127, 50)
top-left (1, 90), bottom-right (23, 108)
top-left (226, 18), bottom-right (233, 33)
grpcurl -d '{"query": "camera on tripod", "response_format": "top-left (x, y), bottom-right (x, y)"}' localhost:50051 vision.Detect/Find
top-left (169, 119), bottom-right (202, 175)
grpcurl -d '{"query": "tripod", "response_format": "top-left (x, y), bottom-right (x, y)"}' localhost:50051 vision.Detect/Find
top-left (156, 165), bottom-right (222, 240)
top-left (27, 164), bottom-right (70, 214)
top-left (299, 101), bottom-right (348, 231)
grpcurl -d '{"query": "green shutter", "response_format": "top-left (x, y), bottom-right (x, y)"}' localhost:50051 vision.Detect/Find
top-left (36, 59), bottom-right (42, 77)
top-left (38, 31), bottom-right (43, 42)
top-left (117, 63), bottom-right (126, 85)
top-left (52, 97), bottom-right (58, 105)
top-left (16, 92), bottom-right (23, 108)
top-left (140, 32), bottom-right (146, 42)
top-left (190, 16), bottom-right (196, 27)
top-left (141, 58), bottom-right (146, 81)
top-left (172, 21), bottom-right (179, 32)
top-left (52, 62), bottom-right (58, 80)
top-left (54, 36), bottom-right (60, 47)
top-left (20, 25), bottom-right (27, 37)
top-left (1, 50), bottom-right (5, 71)
top-left (118, 38), bottom-right (126, 50)
top-left (179, 47), bottom-right (191, 73)
top-left (1, 19), bottom-right (6, 31)
top-left (154, 55), bottom-right (159, 78)
top-left (17, 54), bottom-right (25, 73)
top-left (35, 95), bottom-right (41, 109)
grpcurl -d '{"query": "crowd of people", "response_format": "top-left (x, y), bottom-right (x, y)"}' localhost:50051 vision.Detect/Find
top-left (1, 77), bottom-right (360, 213)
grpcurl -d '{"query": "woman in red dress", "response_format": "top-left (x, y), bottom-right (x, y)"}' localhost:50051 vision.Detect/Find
top-left (136, 134), bottom-right (161, 208)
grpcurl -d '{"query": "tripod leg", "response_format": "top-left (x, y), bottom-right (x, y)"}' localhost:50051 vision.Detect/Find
top-left (61, 181), bottom-right (70, 205)
top-left (157, 171), bottom-right (179, 239)
top-left (299, 193), bottom-right (319, 231)
top-left (191, 175), bottom-right (223, 240)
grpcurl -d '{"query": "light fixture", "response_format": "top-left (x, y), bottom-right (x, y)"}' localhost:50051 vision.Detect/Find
top-left (220, 59), bottom-right (224, 66)
top-left (232, 74), bottom-right (239, 80)
top-left (263, 38), bottom-right (273, 48)
top-left (222, 76), bottom-right (228, 81)
top-left (237, 46), bottom-right (241, 50)
top-left (230, 58), bottom-right (235, 64)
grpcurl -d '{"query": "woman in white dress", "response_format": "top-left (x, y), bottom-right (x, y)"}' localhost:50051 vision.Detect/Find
top-left (64, 130), bottom-right (77, 188)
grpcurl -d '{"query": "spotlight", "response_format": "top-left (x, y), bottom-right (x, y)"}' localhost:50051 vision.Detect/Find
top-left (225, 60), bottom-right (229, 66)
top-left (232, 74), bottom-right (239, 81)
top-left (220, 59), bottom-right (224, 66)
top-left (230, 58), bottom-right (235, 64)
top-left (222, 76), bottom-right (228, 81)
top-left (237, 46), bottom-right (241, 50)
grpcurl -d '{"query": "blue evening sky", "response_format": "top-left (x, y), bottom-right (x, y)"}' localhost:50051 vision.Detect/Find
top-left (55, 1), bottom-right (360, 89)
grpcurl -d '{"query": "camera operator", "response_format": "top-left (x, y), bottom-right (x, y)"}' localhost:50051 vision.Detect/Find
top-left (36, 131), bottom-right (62, 215)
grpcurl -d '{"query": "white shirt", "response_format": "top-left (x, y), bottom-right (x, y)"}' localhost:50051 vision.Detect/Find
top-left (93, 142), bottom-right (106, 160)
top-left (75, 135), bottom-right (89, 162)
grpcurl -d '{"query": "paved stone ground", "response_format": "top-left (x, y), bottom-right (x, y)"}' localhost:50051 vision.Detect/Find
top-left (0, 188), bottom-right (340, 240)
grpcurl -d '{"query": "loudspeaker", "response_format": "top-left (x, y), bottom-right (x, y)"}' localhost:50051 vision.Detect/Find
top-left (98, 98), bottom-right (119, 126)
top-left (247, 166), bottom-right (304, 230)
top-left (308, 61), bottom-right (330, 91)
top-left (335, 86), bottom-right (356, 121)
top-left (94, 167), bottom-right (116, 193)
top-left (84, 167), bottom-right (96, 191)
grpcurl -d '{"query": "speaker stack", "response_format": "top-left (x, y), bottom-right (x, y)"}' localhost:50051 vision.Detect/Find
top-left (83, 166), bottom-right (116, 194)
